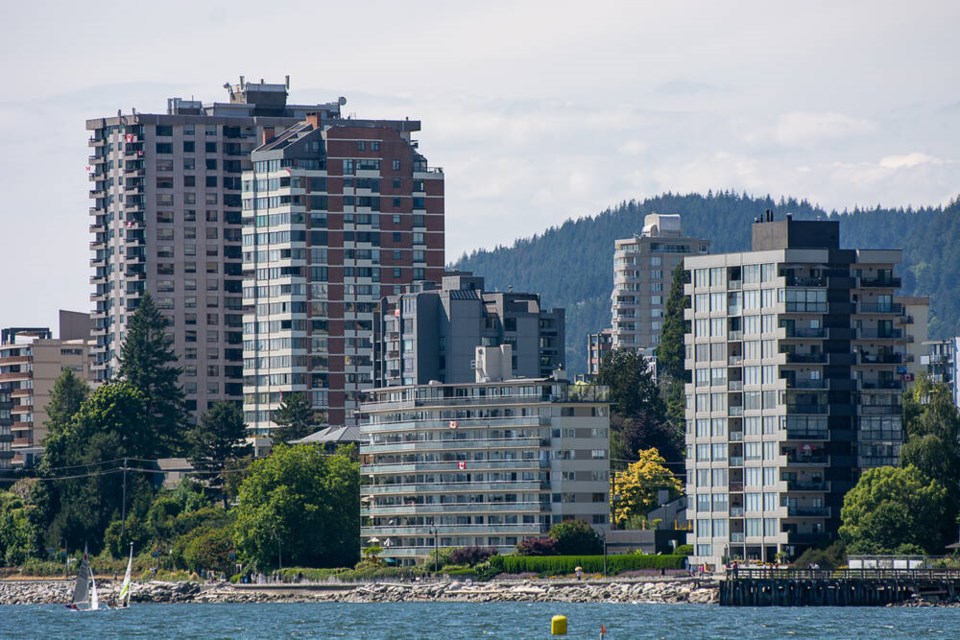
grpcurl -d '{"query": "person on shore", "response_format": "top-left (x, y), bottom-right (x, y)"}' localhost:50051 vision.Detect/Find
top-left (575, 566), bottom-right (583, 581)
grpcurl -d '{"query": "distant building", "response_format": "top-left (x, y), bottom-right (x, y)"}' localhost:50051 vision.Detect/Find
top-left (374, 273), bottom-right (564, 387)
top-left (685, 211), bottom-right (918, 569)
top-left (0, 313), bottom-right (94, 467)
top-left (586, 329), bottom-right (613, 380)
top-left (359, 361), bottom-right (611, 565)
top-left (922, 338), bottom-right (960, 407)
top-left (611, 214), bottom-right (709, 357)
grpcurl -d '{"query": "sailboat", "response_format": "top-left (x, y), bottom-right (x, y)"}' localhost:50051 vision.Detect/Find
top-left (117, 543), bottom-right (134, 608)
top-left (67, 547), bottom-right (103, 611)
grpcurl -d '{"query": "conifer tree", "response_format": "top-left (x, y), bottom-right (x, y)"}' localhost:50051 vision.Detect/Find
top-left (117, 292), bottom-right (187, 456)
top-left (271, 392), bottom-right (317, 445)
top-left (188, 401), bottom-right (251, 507)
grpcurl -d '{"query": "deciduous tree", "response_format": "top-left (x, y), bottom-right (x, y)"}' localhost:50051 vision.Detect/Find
top-left (839, 465), bottom-right (951, 554)
top-left (233, 444), bottom-right (359, 569)
top-left (611, 447), bottom-right (683, 527)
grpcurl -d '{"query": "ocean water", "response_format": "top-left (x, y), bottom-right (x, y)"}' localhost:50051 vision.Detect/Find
top-left (1, 601), bottom-right (958, 640)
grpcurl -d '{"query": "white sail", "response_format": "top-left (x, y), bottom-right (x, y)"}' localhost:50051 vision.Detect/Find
top-left (90, 573), bottom-right (100, 611)
top-left (119, 544), bottom-right (134, 607)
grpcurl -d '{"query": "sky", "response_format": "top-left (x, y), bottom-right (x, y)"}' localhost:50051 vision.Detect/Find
top-left (1, 0), bottom-right (958, 332)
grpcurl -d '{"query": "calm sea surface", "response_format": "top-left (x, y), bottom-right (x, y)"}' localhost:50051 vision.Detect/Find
top-left (1, 601), bottom-right (958, 639)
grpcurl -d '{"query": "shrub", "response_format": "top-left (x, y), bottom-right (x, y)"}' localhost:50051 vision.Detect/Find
top-left (516, 537), bottom-right (558, 556)
top-left (489, 554), bottom-right (685, 576)
top-left (548, 520), bottom-right (603, 555)
top-left (673, 544), bottom-right (693, 557)
top-left (450, 546), bottom-right (498, 566)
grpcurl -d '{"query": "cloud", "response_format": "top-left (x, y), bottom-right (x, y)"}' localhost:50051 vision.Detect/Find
top-left (878, 152), bottom-right (946, 169)
top-left (772, 112), bottom-right (875, 147)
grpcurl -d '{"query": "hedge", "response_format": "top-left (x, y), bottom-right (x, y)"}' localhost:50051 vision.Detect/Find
top-left (488, 554), bottom-right (685, 576)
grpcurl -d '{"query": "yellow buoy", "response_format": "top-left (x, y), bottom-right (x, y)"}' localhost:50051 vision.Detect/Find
top-left (551, 615), bottom-right (568, 636)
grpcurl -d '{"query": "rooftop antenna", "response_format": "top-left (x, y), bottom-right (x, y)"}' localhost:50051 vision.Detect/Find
top-left (285, 75), bottom-right (290, 89)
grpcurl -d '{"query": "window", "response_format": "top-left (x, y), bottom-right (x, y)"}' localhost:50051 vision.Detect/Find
top-left (392, 159), bottom-right (401, 171)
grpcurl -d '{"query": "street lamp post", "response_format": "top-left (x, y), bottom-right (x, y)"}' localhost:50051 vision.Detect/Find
top-left (429, 526), bottom-right (439, 575)
top-left (601, 529), bottom-right (608, 579)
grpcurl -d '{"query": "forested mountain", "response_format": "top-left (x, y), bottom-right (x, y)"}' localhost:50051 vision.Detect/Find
top-left (452, 191), bottom-right (960, 374)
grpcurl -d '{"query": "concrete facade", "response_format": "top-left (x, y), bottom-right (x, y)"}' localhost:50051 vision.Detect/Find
top-left (241, 112), bottom-right (445, 446)
top-left (87, 79), bottom-right (343, 421)
top-left (359, 374), bottom-right (611, 565)
top-left (0, 324), bottom-right (92, 467)
top-left (684, 213), bottom-right (918, 569)
top-left (374, 274), bottom-right (564, 387)
top-left (611, 214), bottom-right (709, 356)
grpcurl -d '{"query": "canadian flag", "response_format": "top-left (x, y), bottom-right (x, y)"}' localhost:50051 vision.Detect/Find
top-left (448, 420), bottom-right (458, 429)
top-left (457, 461), bottom-right (467, 470)
top-left (125, 134), bottom-right (135, 143)
top-left (393, 308), bottom-right (400, 317)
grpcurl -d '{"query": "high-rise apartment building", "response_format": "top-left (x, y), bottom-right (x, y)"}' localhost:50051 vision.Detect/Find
top-left (685, 213), bottom-right (915, 569)
top-left (87, 79), bottom-right (343, 419)
top-left (0, 313), bottom-right (93, 467)
top-left (359, 365), bottom-right (611, 565)
top-left (611, 214), bottom-right (708, 356)
top-left (374, 273), bottom-right (564, 387)
top-left (242, 112), bottom-right (444, 443)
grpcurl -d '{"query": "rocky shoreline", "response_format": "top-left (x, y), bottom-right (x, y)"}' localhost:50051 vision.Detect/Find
top-left (0, 578), bottom-right (718, 606)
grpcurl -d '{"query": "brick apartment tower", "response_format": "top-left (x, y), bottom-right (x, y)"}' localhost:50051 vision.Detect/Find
top-left (241, 113), bottom-right (444, 447)
top-left (86, 78), bottom-right (343, 419)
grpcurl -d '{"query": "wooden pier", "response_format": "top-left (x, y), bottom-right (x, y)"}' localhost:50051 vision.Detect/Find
top-left (719, 568), bottom-right (960, 606)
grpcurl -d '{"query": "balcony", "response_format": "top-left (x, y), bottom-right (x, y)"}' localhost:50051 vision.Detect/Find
top-left (784, 327), bottom-right (825, 339)
top-left (858, 302), bottom-right (903, 314)
top-left (785, 454), bottom-right (829, 466)
top-left (790, 379), bottom-right (827, 390)
top-left (785, 352), bottom-right (827, 364)
top-left (728, 381), bottom-right (743, 391)
top-left (729, 507), bottom-right (744, 517)
top-left (785, 276), bottom-right (826, 287)
top-left (787, 404), bottom-right (828, 415)
top-left (860, 379), bottom-right (903, 391)
top-left (859, 277), bottom-right (902, 288)
top-left (729, 456), bottom-right (744, 467)
top-left (786, 426), bottom-right (829, 440)
top-left (860, 404), bottom-right (903, 416)
top-left (787, 506), bottom-right (831, 518)
top-left (729, 331), bottom-right (743, 341)
top-left (728, 406), bottom-right (744, 417)
top-left (730, 532), bottom-right (745, 543)
top-left (857, 352), bottom-right (903, 365)
top-left (786, 480), bottom-right (830, 492)
top-left (856, 328), bottom-right (903, 340)
top-left (729, 431), bottom-right (743, 442)
top-left (728, 355), bottom-right (744, 366)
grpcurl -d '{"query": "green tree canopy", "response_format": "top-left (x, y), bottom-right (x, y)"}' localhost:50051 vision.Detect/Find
top-left (270, 392), bottom-right (317, 445)
top-left (36, 382), bottom-right (155, 553)
top-left (839, 465), bottom-right (951, 554)
top-left (43, 369), bottom-right (89, 440)
top-left (233, 444), bottom-right (359, 570)
top-left (611, 447), bottom-right (683, 527)
top-left (117, 292), bottom-right (187, 456)
top-left (0, 491), bottom-right (39, 566)
top-left (548, 519), bottom-right (603, 555)
top-left (655, 263), bottom-right (690, 383)
top-left (597, 349), bottom-right (665, 419)
top-left (901, 375), bottom-right (960, 490)
top-left (188, 401), bottom-right (251, 507)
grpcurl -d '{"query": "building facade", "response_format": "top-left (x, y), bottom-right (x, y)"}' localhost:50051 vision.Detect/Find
top-left (611, 214), bottom-right (709, 356)
top-left (87, 79), bottom-right (343, 420)
top-left (684, 213), bottom-right (915, 569)
top-left (241, 112), bottom-right (444, 444)
top-left (359, 370), bottom-right (610, 565)
top-left (0, 318), bottom-right (92, 467)
top-left (922, 338), bottom-right (960, 407)
top-left (374, 273), bottom-right (564, 387)
top-left (586, 328), bottom-right (613, 380)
